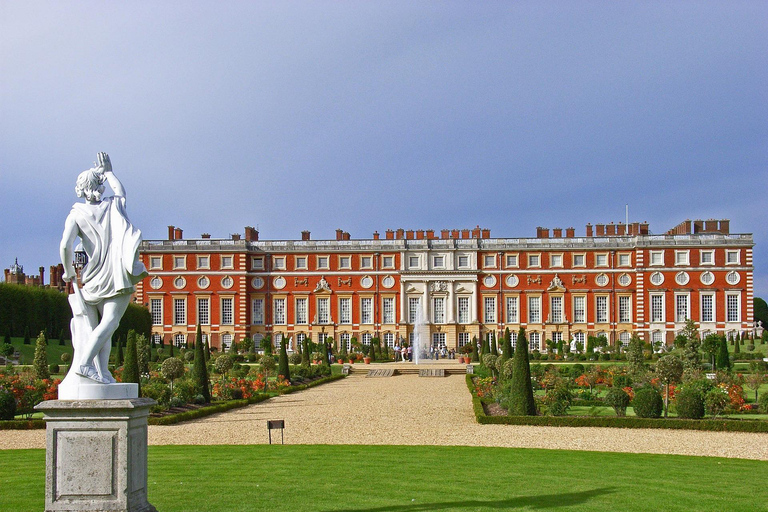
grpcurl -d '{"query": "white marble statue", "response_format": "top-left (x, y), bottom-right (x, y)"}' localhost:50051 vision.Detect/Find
top-left (59, 153), bottom-right (147, 395)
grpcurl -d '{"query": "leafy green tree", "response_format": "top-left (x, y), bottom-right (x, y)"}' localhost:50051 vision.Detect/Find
top-left (192, 325), bottom-right (210, 402)
top-left (471, 336), bottom-right (479, 362)
top-left (716, 336), bottom-right (731, 371)
top-left (701, 334), bottom-right (720, 370)
top-left (123, 330), bottom-right (141, 394)
top-left (136, 333), bottom-right (150, 375)
top-left (214, 354), bottom-right (234, 374)
top-left (507, 328), bottom-right (536, 416)
top-left (745, 362), bottom-right (766, 403)
top-left (116, 337), bottom-right (124, 367)
top-left (278, 335), bottom-right (291, 380)
top-left (626, 336), bottom-right (646, 375)
top-left (161, 357), bottom-right (185, 394)
top-left (655, 354), bottom-right (684, 418)
top-left (754, 298), bottom-right (768, 329)
top-left (260, 335), bottom-right (273, 355)
top-left (605, 388), bottom-right (631, 417)
top-left (502, 327), bottom-right (513, 359)
top-left (681, 319), bottom-right (701, 374)
top-left (33, 331), bottom-right (50, 380)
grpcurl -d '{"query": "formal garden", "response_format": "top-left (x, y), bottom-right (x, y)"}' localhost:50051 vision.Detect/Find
top-left (467, 324), bottom-right (768, 431)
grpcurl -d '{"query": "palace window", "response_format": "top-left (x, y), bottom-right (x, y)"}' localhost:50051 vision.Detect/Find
top-left (483, 296), bottom-right (496, 324)
top-left (650, 251), bottom-right (664, 266)
top-left (251, 256), bottom-right (264, 270)
top-left (409, 256), bottom-right (420, 268)
top-left (175, 333), bottom-right (187, 348)
top-left (433, 255), bottom-right (445, 268)
top-left (620, 332), bottom-right (631, 347)
top-left (151, 298), bottom-right (163, 325)
top-left (197, 298), bottom-right (210, 326)
top-left (221, 298), bottom-right (233, 325)
top-left (572, 254), bottom-right (585, 267)
top-left (362, 333), bottom-right (372, 346)
top-left (149, 256), bottom-right (162, 269)
top-left (619, 296), bottom-right (631, 323)
top-left (252, 299), bottom-right (264, 325)
top-left (340, 332), bottom-right (351, 351)
top-left (595, 253), bottom-right (608, 267)
top-left (700, 250), bottom-right (714, 265)
top-left (317, 256), bottom-right (329, 269)
top-left (701, 294), bottom-right (714, 323)
top-left (505, 254), bottom-right (518, 267)
top-left (409, 298), bottom-right (421, 324)
top-left (675, 294), bottom-right (689, 323)
top-left (484, 254), bottom-right (496, 268)
top-left (550, 296), bottom-right (563, 323)
top-left (295, 297), bottom-right (307, 325)
top-left (382, 255), bottom-right (394, 268)
top-left (618, 253), bottom-right (631, 267)
top-left (651, 295), bottom-right (665, 323)
top-left (529, 332), bottom-right (540, 351)
top-left (596, 296), bottom-right (608, 323)
top-left (573, 296), bottom-right (586, 323)
top-left (726, 294), bottom-right (740, 323)
top-left (433, 297), bottom-right (445, 324)
top-left (197, 255), bottom-right (209, 269)
top-left (458, 332), bottom-right (470, 347)
top-left (339, 298), bottom-right (351, 324)
top-left (675, 250), bottom-right (689, 266)
top-left (458, 297), bottom-right (470, 324)
top-left (458, 255), bottom-right (470, 268)
top-left (273, 256), bottom-right (285, 270)
top-left (527, 254), bottom-right (540, 268)
top-left (360, 256), bottom-right (372, 269)
top-left (528, 296), bottom-right (541, 324)
top-left (506, 296), bottom-right (519, 323)
top-left (550, 254), bottom-right (563, 268)
top-left (361, 298), bottom-right (373, 324)
top-left (384, 333), bottom-right (395, 348)
top-left (295, 256), bottom-right (307, 269)
top-left (173, 256), bottom-right (186, 269)
top-left (318, 297), bottom-right (330, 324)
top-left (726, 250), bottom-right (740, 265)
top-left (383, 297), bottom-right (395, 324)
top-left (173, 298), bottom-right (186, 325)
top-left (510, 330), bottom-right (518, 348)
top-left (273, 298), bottom-right (286, 325)
top-left (339, 256), bottom-right (351, 269)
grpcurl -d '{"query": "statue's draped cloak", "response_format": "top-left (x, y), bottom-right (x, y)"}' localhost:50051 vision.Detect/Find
top-left (70, 196), bottom-right (148, 303)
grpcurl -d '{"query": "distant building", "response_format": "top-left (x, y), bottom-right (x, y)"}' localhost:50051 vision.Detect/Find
top-left (3, 258), bottom-right (67, 292)
top-left (137, 219), bottom-right (754, 352)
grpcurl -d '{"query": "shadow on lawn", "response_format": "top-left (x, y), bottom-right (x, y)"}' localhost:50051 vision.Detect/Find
top-left (326, 487), bottom-right (617, 512)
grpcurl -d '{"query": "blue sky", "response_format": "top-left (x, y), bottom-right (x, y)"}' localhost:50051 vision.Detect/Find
top-left (1, 1), bottom-right (766, 296)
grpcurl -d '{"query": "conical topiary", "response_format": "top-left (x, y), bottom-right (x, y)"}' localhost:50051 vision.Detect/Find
top-left (502, 327), bottom-right (513, 359)
top-left (471, 336), bottom-right (480, 362)
top-left (507, 328), bottom-right (536, 416)
top-left (116, 337), bottom-right (124, 367)
top-left (491, 332), bottom-right (499, 356)
top-left (33, 331), bottom-right (50, 380)
top-left (123, 330), bottom-right (141, 394)
top-left (23, 326), bottom-right (31, 345)
top-left (716, 336), bottom-right (730, 371)
top-left (278, 335), bottom-right (291, 380)
top-left (193, 324), bottom-right (210, 402)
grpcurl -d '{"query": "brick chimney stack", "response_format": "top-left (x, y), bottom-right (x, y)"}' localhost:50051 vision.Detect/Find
top-left (301, 230), bottom-right (311, 241)
top-left (244, 226), bottom-right (259, 241)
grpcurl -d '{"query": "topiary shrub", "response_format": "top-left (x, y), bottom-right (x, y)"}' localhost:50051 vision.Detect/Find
top-left (0, 388), bottom-right (16, 420)
top-left (141, 379), bottom-right (171, 407)
top-left (758, 392), bottom-right (768, 413)
top-left (184, 351), bottom-right (195, 362)
top-left (214, 354), bottom-right (235, 374)
top-left (48, 364), bottom-right (60, 374)
top-left (676, 388), bottom-right (705, 419)
top-left (632, 387), bottom-right (663, 418)
top-left (604, 388), bottom-right (631, 417)
top-left (705, 388), bottom-right (729, 419)
top-left (289, 353), bottom-right (302, 365)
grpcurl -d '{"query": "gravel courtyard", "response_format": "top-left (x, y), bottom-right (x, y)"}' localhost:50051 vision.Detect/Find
top-left (3, 373), bottom-right (768, 460)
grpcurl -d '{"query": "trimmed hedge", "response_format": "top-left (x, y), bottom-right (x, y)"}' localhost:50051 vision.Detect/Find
top-left (0, 419), bottom-right (45, 430)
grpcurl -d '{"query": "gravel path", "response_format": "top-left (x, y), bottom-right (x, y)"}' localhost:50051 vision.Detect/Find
top-left (3, 374), bottom-right (768, 460)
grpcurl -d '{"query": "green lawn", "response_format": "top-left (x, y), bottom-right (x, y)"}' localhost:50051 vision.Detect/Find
top-left (0, 445), bottom-right (766, 511)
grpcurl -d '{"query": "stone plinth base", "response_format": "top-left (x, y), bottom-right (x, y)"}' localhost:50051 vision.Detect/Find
top-left (35, 399), bottom-right (157, 512)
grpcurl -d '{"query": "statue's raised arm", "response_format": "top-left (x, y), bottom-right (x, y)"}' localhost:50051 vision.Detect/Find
top-left (96, 152), bottom-right (126, 198)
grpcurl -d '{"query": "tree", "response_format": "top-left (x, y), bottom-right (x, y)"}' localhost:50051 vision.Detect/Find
top-left (502, 327), bottom-right (513, 359)
top-left (754, 298), bottom-right (768, 330)
top-left (626, 336), bottom-right (646, 375)
top-left (136, 333), bottom-right (150, 375)
top-left (3, 328), bottom-right (10, 346)
top-left (715, 336), bottom-right (731, 371)
top-left (655, 355), bottom-right (684, 418)
top-left (161, 357), bottom-right (185, 394)
top-left (278, 334), bottom-right (291, 380)
top-left (471, 336), bottom-right (479, 362)
top-left (23, 326), bottom-right (31, 345)
top-left (490, 332), bottom-right (499, 356)
top-left (58, 328), bottom-right (66, 346)
top-left (192, 325), bottom-right (211, 402)
top-left (681, 319), bottom-right (701, 373)
top-left (368, 337), bottom-right (377, 362)
top-left (123, 330), bottom-right (141, 394)
top-left (115, 337), bottom-right (124, 367)
top-left (734, 335), bottom-right (741, 354)
top-left (701, 334), bottom-right (720, 370)
top-left (507, 328), bottom-right (536, 416)
top-left (745, 362), bottom-right (766, 403)
top-left (481, 333), bottom-right (489, 356)
top-left (301, 337), bottom-right (311, 366)
top-left (260, 335), bottom-right (273, 355)
top-left (33, 330), bottom-right (50, 380)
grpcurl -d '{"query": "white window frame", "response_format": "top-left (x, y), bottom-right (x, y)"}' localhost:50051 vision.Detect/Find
top-left (317, 256), bottom-right (329, 269)
top-left (273, 256), bottom-right (286, 270)
top-left (457, 255), bottom-right (470, 269)
top-left (273, 298), bottom-right (286, 325)
top-left (382, 255), bottom-right (395, 269)
top-left (433, 297), bottom-right (446, 324)
top-left (408, 255), bottom-right (420, 269)
top-left (550, 253), bottom-right (563, 268)
top-left (528, 296), bottom-right (541, 324)
top-left (173, 298), bottom-right (186, 325)
top-left (725, 250), bottom-right (740, 265)
top-left (295, 297), bottom-right (308, 325)
top-left (699, 250), bottom-right (715, 266)
top-left (338, 255), bottom-right (351, 269)
top-left (339, 297), bottom-right (352, 324)
top-left (506, 296), bottom-right (519, 324)
top-left (529, 332), bottom-right (540, 351)
top-left (675, 250), bottom-right (690, 266)
top-left (617, 252), bottom-right (631, 267)
top-left (197, 297), bottom-right (210, 326)
top-left (295, 256), bottom-right (308, 270)
top-left (197, 255), bottom-right (210, 269)
top-left (595, 253), bottom-right (609, 267)
top-left (649, 250), bottom-right (664, 266)
top-left (317, 297), bottom-right (330, 324)
top-left (221, 298), bottom-right (234, 325)
top-left (360, 255), bottom-right (373, 269)
top-left (572, 253), bottom-right (586, 268)
top-left (700, 293), bottom-right (715, 323)
top-left (458, 297), bottom-right (470, 324)
top-left (361, 297), bottom-right (373, 324)
top-left (408, 297), bottom-right (420, 324)
top-left (675, 293), bottom-right (690, 323)
top-left (433, 255), bottom-right (445, 269)
top-left (618, 295), bottom-right (631, 323)
top-left (483, 254), bottom-right (497, 269)
top-left (251, 256), bottom-right (264, 270)
top-left (149, 256), bottom-right (163, 270)
top-left (650, 294), bottom-right (665, 323)
top-left (150, 298), bottom-right (163, 326)
top-left (252, 298), bottom-right (264, 325)
top-left (527, 253), bottom-right (541, 268)
top-left (596, 295), bottom-right (609, 324)
top-left (483, 296), bottom-right (496, 324)
top-left (726, 293), bottom-right (740, 323)
top-left (550, 296), bottom-right (563, 323)
top-left (173, 255), bottom-right (186, 270)
top-left (505, 253), bottom-right (519, 268)
top-left (382, 297), bottom-right (395, 324)
top-left (573, 295), bottom-right (586, 324)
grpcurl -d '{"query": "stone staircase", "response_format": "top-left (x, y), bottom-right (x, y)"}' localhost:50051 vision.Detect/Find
top-left (348, 362), bottom-right (471, 377)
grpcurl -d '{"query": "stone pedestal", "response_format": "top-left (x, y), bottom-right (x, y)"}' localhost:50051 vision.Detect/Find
top-left (35, 399), bottom-right (157, 512)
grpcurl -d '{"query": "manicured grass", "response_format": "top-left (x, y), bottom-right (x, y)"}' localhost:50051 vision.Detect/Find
top-left (1, 445), bottom-right (766, 511)
top-left (3, 337), bottom-right (73, 366)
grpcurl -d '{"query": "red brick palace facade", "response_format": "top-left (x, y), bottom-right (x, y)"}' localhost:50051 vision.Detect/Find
top-left (136, 219), bottom-right (754, 352)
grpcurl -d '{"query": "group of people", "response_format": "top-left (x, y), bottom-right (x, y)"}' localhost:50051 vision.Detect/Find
top-left (392, 344), bottom-right (457, 362)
